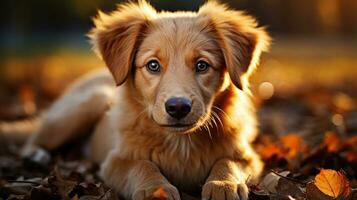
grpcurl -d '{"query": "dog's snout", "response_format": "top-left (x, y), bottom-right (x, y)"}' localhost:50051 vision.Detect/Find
top-left (165, 97), bottom-right (192, 119)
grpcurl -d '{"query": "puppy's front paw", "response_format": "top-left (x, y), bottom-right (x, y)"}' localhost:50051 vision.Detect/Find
top-left (132, 183), bottom-right (180, 200)
top-left (202, 181), bottom-right (248, 200)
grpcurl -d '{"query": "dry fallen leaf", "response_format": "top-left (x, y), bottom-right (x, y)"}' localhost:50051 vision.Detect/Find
top-left (281, 134), bottom-right (306, 158)
top-left (344, 136), bottom-right (357, 149)
top-left (259, 142), bottom-right (283, 160)
top-left (257, 134), bottom-right (307, 162)
top-left (259, 171), bottom-right (290, 193)
top-left (314, 169), bottom-right (351, 199)
top-left (306, 182), bottom-right (334, 200)
top-left (276, 178), bottom-right (304, 198)
top-left (324, 132), bottom-right (342, 152)
top-left (344, 151), bottom-right (356, 163)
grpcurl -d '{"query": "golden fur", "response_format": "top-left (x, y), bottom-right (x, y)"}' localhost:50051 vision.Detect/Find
top-left (1, 1), bottom-right (271, 199)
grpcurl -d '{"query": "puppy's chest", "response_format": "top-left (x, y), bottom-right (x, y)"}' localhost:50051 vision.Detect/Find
top-left (122, 135), bottom-right (238, 191)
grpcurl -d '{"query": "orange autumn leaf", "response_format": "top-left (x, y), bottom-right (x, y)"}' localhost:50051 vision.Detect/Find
top-left (344, 135), bottom-right (357, 148)
top-left (259, 143), bottom-right (283, 160)
top-left (314, 169), bottom-right (351, 198)
top-left (255, 136), bottom-right (284, 160)
top-left (323, 132), bottom-right (342, 152)
top-left (257, 134), bottom-right (306, 160)
top-left (280, 134), bottom-right (306, 158)
top-left (345, 151), bottom-right (357, 163)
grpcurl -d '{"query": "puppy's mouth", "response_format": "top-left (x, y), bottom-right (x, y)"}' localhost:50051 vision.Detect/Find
top-left (158, 123), bottom-right (195, 132)
top-left (160, 123), bottom-right (194, 128)
top-left (151, 113), bottom-right (207, 133)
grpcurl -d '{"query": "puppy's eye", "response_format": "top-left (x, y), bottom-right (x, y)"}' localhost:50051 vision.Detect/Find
top-left (146, 60), bottom-right (161, 73)
top-left (195, 60), bottom-right (209, 73)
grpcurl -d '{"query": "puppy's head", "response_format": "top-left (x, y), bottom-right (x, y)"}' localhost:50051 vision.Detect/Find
top-left (89, 1), bottom-right (270, 133)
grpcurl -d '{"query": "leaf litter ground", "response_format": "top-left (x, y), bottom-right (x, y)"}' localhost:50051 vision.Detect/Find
top-left (0, 84), bottom-right (356, 200)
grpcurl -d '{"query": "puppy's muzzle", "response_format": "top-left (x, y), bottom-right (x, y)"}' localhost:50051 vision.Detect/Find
top-left (165, 97), bottom-right (192, 120)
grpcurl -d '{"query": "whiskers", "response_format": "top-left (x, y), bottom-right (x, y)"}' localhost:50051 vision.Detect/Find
top-left (213, 106), bottom-right (232, 123)
top-left (196, 107), bottom-right (226, 140)
top-left (204, 122), bottom-right (213, 140)
top-left (170, 106), bottom-right (228, 143)
top-left (211, 110), bottom-right (224, 130)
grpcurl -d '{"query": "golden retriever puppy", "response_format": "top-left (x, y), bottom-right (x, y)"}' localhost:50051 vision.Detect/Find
top-left (12, 1), bottom-right (270, 199)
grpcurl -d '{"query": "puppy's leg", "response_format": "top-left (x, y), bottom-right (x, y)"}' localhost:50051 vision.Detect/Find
top-left (101, 151), bottom-right (180, 200)
top-left (202, 157), bottom-right (260, 200)
top-left (23, 84), bottom-right (114, 155)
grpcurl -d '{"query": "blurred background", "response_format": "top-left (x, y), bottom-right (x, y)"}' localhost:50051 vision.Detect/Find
top-left (0, 0), bottom-right (357, 137)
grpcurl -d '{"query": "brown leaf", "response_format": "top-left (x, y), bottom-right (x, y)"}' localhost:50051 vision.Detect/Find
top-left (276, 178), bottom-right (304, 198)
top-left (30, 185), bottom-right (60, 200)
top-left (314, 169), bottom-right (351, 199)
top-left (306, 182), bottom-right (333, 200)
top-left (259, 171), bottom-right (290, 193)
top-left (248, 185), bottom-right (270, 200)
top-left (47, 167), bottom-right (77, 198)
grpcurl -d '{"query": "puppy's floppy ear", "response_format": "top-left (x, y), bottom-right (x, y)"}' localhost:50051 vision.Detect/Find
top-left (89, 1), bottom-right (156, 86)
top-left (198, 1), bottom-right (270, 90)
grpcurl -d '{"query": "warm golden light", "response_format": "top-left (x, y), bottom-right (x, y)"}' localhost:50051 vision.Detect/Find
top-left (258, 82), bottom-right (274, 100)
top-left (331, 113), bottom-right (343, 127)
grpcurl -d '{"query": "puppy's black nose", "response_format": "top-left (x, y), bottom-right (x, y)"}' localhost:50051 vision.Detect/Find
top-left (165, 97), bottom-right (192, 119)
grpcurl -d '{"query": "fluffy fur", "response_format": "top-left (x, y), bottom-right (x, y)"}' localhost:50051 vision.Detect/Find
top-left (2, 1), bottom-right (271, 199)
